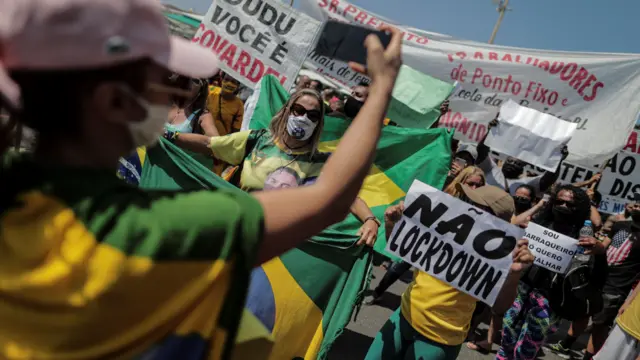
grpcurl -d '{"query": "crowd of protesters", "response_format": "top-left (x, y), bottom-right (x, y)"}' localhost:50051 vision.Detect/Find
top-left (0, 1), bottom-right (638, 360)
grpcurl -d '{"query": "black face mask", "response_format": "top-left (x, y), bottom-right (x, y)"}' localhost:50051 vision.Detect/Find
top-left (344, 96), bottom-right (364, 119)
top-left (631, 209), bottom-right (640, 223)
top-left (552, 205), bottom-right (575, 221)
top-left (502, 163), bottom-right (524, 179)
top-left (513, 197), bottom-right (532, 213)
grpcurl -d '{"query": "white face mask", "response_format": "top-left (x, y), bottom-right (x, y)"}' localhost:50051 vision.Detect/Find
top-left (121, 86), bottom-right (170, 147)
top-left (286, 114), bottom-right (317, 141)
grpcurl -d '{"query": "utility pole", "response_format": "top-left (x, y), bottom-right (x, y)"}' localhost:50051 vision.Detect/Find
top-left (290, 0), bottom-right (294, 6)
top-left (488, 0), bottom-right (510, 44)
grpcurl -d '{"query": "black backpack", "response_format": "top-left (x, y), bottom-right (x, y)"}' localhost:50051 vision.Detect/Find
top-left (547, 253), bottom-right (605, 320)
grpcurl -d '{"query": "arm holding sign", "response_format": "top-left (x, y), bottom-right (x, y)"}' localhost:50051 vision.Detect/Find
top-left (572, 172), bottom-right (601, 189)
top-left (538, 145), bottom-right (569, 193)
top-left (475, 116), bottom-right (499, 165)
top-left (493, 239), bottom-right (535, 314)
top-left (384, 201), bottom-right (404, 240)
top-left (512, 198), bottom-right (547, 227)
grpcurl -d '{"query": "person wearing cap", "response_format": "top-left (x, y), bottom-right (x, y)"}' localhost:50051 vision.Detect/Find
top-left (365, 184), bottom-right (533, 360)
top-left (0, 1), bottom-right (405, 359)
top-left (447, 142), bottom-right (478, 183)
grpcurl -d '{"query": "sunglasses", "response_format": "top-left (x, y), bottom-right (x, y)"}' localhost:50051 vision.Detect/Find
top-left (291, 103), bottom-right (322, 122)
top-left (465, 181), bottom-right (484, 188)
top-left (555, 199), bottom-right (576, 207)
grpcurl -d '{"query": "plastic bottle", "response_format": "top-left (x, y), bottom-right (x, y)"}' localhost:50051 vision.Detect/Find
top-left (577, 220), bottom-right (593, 255)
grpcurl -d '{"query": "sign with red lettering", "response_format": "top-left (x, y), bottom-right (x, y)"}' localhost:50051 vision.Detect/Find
top-left (300, 0), bottom-right (640, 168)
top-left (194, 0), bottom-right (321, 90)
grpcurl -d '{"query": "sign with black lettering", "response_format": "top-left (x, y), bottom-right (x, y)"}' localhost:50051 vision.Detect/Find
top-left (599, 151), bottom-right (640, 209)
top-left (386, 180), bottom-right (524, 306)
top-left (523, 223), bottom-right (578, 274)
top-left (194, 0), bottom-right (321, 89)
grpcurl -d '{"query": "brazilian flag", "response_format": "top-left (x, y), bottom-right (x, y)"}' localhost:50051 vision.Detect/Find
top-left (241, 76), bottom-right (452, 359)
top-left (130, 75), bottom-right (452, 359)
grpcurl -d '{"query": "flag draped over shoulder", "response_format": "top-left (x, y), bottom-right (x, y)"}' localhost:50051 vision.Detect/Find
top-left (242, 75), bottom-right (453, 359)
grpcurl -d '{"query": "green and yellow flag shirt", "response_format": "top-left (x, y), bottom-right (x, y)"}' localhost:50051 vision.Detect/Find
top-left (0, 154), bottom-right (264, 360)
top-left (209, 129), bottom-right (331, 192)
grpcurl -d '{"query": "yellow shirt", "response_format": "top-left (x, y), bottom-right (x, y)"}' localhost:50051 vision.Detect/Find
top-left (400, 270), bottom-right (477, 345)
top-left (207, 87), bottom-right (244, 137)
top-left (617, 293), bottom-right (640, 340)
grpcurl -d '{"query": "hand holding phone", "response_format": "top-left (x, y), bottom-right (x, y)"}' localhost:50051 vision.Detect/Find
top-left (314, 20), bottom-right (392, 66)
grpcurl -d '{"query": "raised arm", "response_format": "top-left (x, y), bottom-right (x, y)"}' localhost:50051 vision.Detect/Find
top-left (538, 145), bottom-right (569, 193)
top-left (572, 173), bottom-right (601, 189)
top-left (252, 27), bottom-right (403, 265)
top-left (476, 116), bottom-right (498, 164)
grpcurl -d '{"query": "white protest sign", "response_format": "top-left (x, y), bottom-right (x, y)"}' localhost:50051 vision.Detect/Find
top-left (193, 0), bottom-right (322, 90)
top-left (486, 100), bottom-right (577, 172)
top-left (599, 151), bottom-right (640, 207)
top-left (524, 223), bottom-right (578, 274)
top-left (385, 180), bottom-right (524, 306)
top-left (299, 0), bottom-right (640, 168)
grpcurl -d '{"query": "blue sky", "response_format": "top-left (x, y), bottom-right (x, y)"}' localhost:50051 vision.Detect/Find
top-left (169, 0), bottom-right (640, 54)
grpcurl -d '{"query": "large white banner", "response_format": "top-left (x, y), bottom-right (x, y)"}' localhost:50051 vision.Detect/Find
top-left (486, 100), bottom-right (577, 172)
top-left (299, 0), bottom-right (640, 168)
top-left (386, 180), bottom-right (524, 306)
top-left (194, 0), bottom-right (321, 90)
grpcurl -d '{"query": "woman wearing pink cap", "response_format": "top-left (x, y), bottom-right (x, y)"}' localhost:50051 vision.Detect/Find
top-left (0, 0), bottom-right (403, 359)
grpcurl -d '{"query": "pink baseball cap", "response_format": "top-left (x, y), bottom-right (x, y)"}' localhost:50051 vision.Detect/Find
top-left (0, 0), bottom-right (218, 78)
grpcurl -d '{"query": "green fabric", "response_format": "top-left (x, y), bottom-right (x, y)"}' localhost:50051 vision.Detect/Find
top-left (136, 75), bottom-right (452, 359)
top-left (2, 151), bottom-right (264, 360)
top-left (245, 75), bottom-right (452, 359)
top-left (163, 12), bottom-right (202, 28)
top-left (387, 65), bottom-right (454, 129)
top-left (365, 308), bottom-right (462, 360)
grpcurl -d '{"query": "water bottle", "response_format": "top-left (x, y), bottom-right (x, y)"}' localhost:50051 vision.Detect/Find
top-left (577, 220), bottom-right (593, 255)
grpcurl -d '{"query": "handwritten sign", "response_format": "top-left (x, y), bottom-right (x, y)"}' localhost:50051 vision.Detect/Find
top-left (386, 180), bottom-right (524, 306)
top-left (524, 222), bottom-right (578, 274)
top-left (194, 0), bottom-right (321, 90)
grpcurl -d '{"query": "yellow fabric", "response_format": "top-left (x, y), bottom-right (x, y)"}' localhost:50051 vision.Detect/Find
top-left (400, 270), bottom-right (476, 346)
top-left (260, 258), bottom-right (324, 360)
top-left (209, 130), bottom-right (252, 166)
top-left (617, 293), bottom-right (640, 340)
top-left (231, 310), bottom-right (273, 360)
top-left (207, 87), bottom-right (244, 137)
top-left (0, 192), bottom-right (233, 359)
top-left (318, 140), bottom-right (405, 208)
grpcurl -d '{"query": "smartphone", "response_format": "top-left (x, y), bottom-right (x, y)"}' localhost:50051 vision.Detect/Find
top-left (454, 157), bottom-right (467, 168)
top-left (313, 20), bottom-right (392, 65)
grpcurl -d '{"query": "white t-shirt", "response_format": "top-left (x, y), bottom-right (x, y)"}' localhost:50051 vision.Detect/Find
top-left (478, 157), bottom-right (542, 196)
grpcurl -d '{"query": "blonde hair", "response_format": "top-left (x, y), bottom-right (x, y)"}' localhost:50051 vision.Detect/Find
top-left (444, 166), bottom-right (486, 198)
top-left (269, 89), bottom-right (325, 156)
